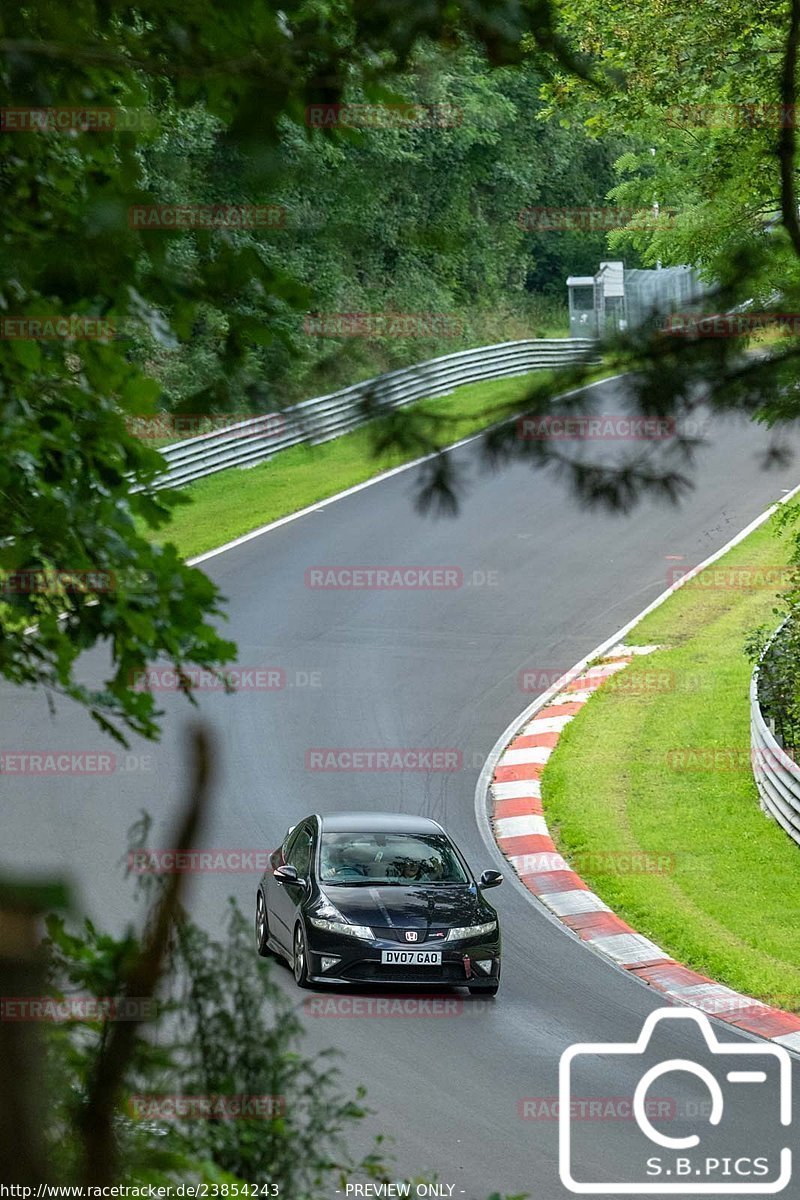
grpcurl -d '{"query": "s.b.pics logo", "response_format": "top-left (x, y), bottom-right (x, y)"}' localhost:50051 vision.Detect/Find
top-left (559, 1008), bottom-right (793, 1194)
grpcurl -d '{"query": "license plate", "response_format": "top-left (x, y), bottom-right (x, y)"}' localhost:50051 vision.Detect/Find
top-left (381, 949), bottom-right (442, 966)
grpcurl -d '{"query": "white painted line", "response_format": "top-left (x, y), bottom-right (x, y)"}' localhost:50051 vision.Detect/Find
top-left (494, 814), bottom-right (549, 839)
top-left (187, 373), bottom-right (629, 566)
top-left (676, 985), bottom-right (759, 1015)
top-left (497, 745), bottom-right (552, 767)
top-left (679, 983), bottom-right (748, 1001)
top-left (549, 689), bottom-right (594, 705)
top-left (521, 714), bottom-right (575, 735)
top-left (491, 779), bottom-right (542, 801)
top-left (589, 933), bottom-right (668, 966)
top-left (540, 889), bottom-right (611, 917)
top-left (665, 981), bottom-right (726, 997)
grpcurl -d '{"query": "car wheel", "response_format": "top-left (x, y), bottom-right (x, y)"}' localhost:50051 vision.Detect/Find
top-left (468, 982), bottom-right (499, 997)
top-left (255, 891), bottom-right (272, 957)
top-left (293, 922), bottom-right (310, 988)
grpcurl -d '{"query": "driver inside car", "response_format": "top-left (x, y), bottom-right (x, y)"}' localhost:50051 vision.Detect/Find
top-left (320, 842), bottom-right (367, 881)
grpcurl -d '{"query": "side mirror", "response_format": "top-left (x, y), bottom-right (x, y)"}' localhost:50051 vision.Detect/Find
top-left (274, 864), bottom-right (302, 886)
top-left (479, 869), bottom-right (503, 890)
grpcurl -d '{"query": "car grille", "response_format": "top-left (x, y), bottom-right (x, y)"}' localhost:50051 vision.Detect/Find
top-left (341, 962), bottom-right (466, 983)
top-left (371, 926), bottom-right (447, 944)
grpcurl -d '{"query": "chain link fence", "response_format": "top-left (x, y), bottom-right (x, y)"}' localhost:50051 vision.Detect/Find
top-left (568, 262), bottom-right (706, 338)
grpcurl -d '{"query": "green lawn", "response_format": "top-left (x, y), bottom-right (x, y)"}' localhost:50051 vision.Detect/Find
top-left (144, 366), bottom-right (609, 560)
top-left (542, 518), bottom-right (800, 1006)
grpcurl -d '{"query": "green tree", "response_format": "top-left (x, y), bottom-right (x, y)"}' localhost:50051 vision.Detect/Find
top-left (0, 0), bottom-right (585, 741)
top-left (44, 900), bottom-right (390, 1193)
top-left (129, 41), bottom-right (624, 410)
top-left (398, 1), bottom-right (800, 513)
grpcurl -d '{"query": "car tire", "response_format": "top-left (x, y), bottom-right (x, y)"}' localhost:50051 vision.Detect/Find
top-left (255, 891), bottom-right (272, 957)
top-left (293, 922), bottom-right (311, 988)
top-left (467, 982), bottom-right (499, 997)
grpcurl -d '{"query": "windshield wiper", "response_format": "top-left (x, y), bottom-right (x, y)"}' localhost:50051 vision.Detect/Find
top-left (323, 879), bottom-right (375, 886)
top-left (326, 879), bottom-right (465, 887)
top-left (367, 880), bottom-right (465, 887)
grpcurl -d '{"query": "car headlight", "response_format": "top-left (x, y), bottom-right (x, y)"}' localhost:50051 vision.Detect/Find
top-left (447, 921), bottom-right (497, 941)
top-left (309, 916), bottom-right (374, 940)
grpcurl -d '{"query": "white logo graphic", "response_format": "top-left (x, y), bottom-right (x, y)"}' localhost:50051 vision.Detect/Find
top-left (405, 930), bottom-right (419, 942)
top-left (559, 1007), bottom-right (792, 1194)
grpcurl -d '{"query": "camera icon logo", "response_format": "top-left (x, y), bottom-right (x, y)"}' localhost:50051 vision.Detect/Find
top-left (559, 1007), bottom-right (793, 1194)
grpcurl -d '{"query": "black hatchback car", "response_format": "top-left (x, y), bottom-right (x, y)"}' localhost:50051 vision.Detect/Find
top-left (255, 811), bottom-right (503, 994)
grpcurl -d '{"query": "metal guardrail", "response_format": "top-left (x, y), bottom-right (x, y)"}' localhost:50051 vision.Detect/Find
top-left (750, 624), bottom-right (800, 847)
top-left (147, 338), bottom-right (598, 490)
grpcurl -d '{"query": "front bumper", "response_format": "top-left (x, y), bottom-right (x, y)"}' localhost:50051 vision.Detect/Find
top-left (304, 927), bottom-right (501, 987)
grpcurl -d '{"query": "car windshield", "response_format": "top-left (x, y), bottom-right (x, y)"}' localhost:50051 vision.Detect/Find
top-left (319, 831), bottom-right (469, 885)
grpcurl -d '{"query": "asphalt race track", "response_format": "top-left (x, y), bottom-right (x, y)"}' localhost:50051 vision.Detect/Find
top-left (3, 379), bottom-right (800, 1198)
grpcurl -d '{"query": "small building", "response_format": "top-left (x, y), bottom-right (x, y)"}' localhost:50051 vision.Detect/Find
top-left (566, 275), bottom-right (597, 338)
top-left (567, 262), bottom-right (705, 338)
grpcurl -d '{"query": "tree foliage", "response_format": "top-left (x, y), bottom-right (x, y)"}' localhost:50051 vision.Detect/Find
top-left (406, 0), bottom-right (800, 514)
top-left (0, 0), bottom-right (626, 739)
top-left (44, 899), bottom-right (391, 1193)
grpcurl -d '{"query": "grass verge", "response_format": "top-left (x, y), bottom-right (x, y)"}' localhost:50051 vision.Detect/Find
top-left (144, 365), bottom-right (609, 560)
top-left (541, 516), bottom-right (800, 1006)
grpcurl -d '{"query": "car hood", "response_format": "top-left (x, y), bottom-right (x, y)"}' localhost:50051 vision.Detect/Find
top-left (320, 882), bottom-right (490, 929)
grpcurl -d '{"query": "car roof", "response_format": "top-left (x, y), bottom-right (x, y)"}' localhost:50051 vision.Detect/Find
top-left (317, 811), bottom-right (445, 835)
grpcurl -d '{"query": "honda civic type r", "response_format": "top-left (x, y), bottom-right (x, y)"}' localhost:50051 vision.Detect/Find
top-left (255, 812), bottom-right (503, 994)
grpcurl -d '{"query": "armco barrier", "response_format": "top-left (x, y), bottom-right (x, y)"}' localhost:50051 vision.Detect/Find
top-left (145, 338), bottom-right (598, 490)
top-left (750, 625), bottom-right (800, 846)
